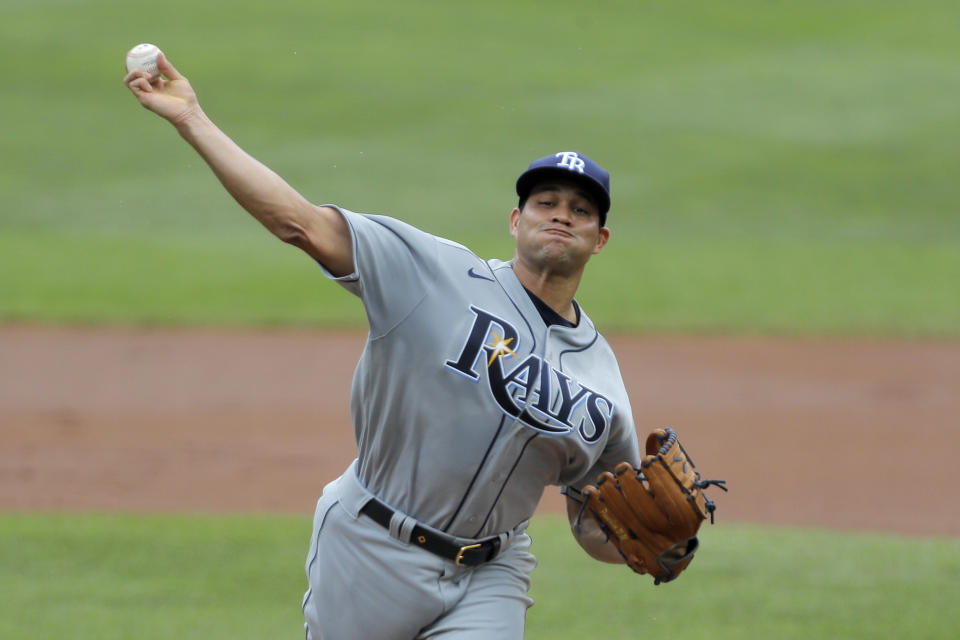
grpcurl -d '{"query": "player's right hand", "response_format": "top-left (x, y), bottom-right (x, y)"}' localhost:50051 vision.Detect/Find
top-left (123, 52), bottom-right (200, 124)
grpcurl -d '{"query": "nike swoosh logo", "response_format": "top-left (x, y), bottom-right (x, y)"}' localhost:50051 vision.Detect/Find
top-left (467, 267), bottom-right (495, 282)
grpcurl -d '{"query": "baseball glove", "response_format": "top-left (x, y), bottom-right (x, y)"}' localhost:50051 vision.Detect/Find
top-left (581, 427), bottom-right (726, 584)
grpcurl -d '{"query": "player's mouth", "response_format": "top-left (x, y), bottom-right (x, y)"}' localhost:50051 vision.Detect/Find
top-left (541, 226), bottom-right (575, 239)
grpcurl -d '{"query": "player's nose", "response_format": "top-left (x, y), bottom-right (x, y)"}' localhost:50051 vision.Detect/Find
top-left (551, 203), bottom-right (573, 224)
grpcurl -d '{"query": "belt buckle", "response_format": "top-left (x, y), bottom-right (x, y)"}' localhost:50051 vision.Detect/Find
top-left (455, 543), bottom-right (482, 567)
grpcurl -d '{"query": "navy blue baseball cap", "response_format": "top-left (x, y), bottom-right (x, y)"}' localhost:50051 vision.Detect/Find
top-left (515, 151), bottom-right (611, 226)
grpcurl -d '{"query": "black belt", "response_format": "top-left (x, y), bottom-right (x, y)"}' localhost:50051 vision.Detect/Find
top-left (360, 498), bottom-right (501, 567)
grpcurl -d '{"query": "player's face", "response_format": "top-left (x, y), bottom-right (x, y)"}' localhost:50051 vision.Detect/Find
top-left (510, 182), bottom-right (610, 276)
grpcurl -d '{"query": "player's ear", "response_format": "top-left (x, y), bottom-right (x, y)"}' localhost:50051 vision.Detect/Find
top-left (509, 208), bottom-right (521, 238)
top-left (592, 226), bottom-right (610, 255)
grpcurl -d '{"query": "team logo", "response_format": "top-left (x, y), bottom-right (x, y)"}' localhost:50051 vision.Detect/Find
top-left (445, 306), bottom-right (613, 443)
top-left (555, 151), bottom-right (586, 173)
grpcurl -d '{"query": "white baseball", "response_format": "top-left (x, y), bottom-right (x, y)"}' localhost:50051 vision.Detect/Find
top-left (125, 43), bottom-right (162, 79)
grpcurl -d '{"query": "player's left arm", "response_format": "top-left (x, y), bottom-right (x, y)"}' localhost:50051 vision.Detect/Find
top-left (563, 399), bottom-right (642, 565)
top-left (565, 494), bottom-right (625, 564)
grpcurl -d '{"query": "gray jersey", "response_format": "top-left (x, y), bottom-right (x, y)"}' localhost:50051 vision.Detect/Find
top-left (322, 207), bottom-right (641, 539)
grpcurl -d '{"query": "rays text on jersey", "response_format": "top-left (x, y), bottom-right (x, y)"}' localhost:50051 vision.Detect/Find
top-left (445, 306), bottom-right (614, 443)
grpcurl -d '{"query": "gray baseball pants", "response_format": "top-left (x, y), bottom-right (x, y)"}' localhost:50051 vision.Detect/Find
top-left (303, 461), bottom-right (536, 639)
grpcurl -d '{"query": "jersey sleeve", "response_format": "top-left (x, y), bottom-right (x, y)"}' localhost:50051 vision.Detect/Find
top-left (562, 412), bottom-right (642, 502)
top-left (317, 206), bottom-right (438, 339)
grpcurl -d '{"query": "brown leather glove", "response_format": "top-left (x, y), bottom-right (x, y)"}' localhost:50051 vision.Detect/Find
top-left (582, 428), bottom-right (727, 584)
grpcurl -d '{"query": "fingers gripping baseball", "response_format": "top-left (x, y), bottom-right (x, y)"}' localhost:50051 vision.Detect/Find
top-left (123, 50), bottom-right (199, 123)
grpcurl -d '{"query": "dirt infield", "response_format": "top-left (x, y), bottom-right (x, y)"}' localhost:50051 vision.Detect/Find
top-left (2, 326), bottom-right (957, 536)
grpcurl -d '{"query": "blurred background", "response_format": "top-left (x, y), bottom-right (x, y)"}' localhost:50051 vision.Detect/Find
top-left (1, 0), bottom-right (956, 333)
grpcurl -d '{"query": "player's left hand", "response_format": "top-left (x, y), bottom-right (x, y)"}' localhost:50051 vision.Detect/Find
top-left (581, 428), bottom-right (727, 584)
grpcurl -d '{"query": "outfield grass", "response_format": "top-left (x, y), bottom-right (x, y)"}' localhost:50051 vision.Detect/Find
top-left (2, 0), bottom-right (958, 335)
top-left (2, 513), bottom-right (957, 640)
top-left (3, 230), bottom-right (954, 334)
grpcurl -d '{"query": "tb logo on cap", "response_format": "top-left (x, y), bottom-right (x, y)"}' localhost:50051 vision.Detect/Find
top-left (555, 151), bottom-right (585, 173)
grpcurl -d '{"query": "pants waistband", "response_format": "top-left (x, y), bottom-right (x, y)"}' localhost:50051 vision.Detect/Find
top-left (335, 460), bottom-right (525, 566)
top-left (360, 497), bottom-right (500, 567)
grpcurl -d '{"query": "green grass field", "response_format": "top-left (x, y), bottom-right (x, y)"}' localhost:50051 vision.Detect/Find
top-left (1, 0), bottom-right (958, 335)
top-left (2, 513), bottom-right (958, 640)
top-left (2, 2), bottom-right (958, 639)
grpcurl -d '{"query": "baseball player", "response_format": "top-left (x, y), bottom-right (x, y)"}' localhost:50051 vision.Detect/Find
top-left (125, 53), bottom-right (644, 639)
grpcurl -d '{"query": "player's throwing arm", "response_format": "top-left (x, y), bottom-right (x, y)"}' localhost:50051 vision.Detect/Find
top-left (122, 44), bottom-right (353, 277)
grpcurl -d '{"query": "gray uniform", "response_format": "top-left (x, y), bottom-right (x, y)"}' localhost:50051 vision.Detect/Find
top-left (302, 207), bottom-right (640, 639)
